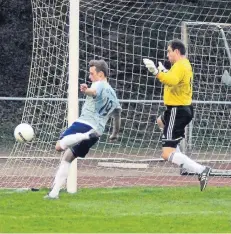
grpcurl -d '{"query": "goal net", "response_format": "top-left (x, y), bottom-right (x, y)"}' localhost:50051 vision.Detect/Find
top-left (0, 0), bottom-right (231, 189)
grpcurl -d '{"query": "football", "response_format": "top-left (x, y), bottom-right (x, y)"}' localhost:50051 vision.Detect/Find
top-left (14, 123), bottom-right (35, 143)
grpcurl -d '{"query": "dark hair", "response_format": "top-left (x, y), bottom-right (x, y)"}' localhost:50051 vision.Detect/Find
top-left (89, 59), bottom-right (108, 77)
top-left (168, 39), bottom-right (186, 55)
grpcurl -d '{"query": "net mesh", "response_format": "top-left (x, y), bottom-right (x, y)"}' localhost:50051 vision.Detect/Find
top-left (0, 0), bottom-right (231, 189)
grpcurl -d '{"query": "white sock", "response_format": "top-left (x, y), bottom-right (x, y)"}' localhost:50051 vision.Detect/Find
top-left (49, 161), bottom-right (70, 197)
top-left (176, 145), bottom-right (181, 153)
top-left (169, 152), bottom-right (205, 174)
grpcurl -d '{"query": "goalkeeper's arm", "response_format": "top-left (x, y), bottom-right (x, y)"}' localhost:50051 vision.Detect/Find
top-left (143, 58), bottom-right (182, 86)
top-left (109, 108), bottom-right (121, 141)
top-left (143, 59), bottom-right (168, 75)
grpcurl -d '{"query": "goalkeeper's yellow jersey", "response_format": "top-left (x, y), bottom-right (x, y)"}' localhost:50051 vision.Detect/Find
top-left (157, 58), bottom-right (193, 106)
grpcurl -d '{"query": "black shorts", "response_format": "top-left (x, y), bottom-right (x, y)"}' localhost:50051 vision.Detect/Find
top-left (161, 105), bottom-right (193, 148)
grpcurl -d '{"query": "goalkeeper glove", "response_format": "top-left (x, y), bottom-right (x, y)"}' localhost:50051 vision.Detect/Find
top-left (158, 62), bottom-right (168, 73)
top-left (143, 58), bottom-right (159, 76)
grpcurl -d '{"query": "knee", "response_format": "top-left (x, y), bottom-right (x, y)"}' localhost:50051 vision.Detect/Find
top-left (55, 141), bottom-right (63, 152)
top-left (63, 148), bottom-right (75, 163)
top-left (161, 151), bottom-right (169, 160)
top-left (157, 116), bottom-right (164, 129)
top-left (161, 148), bottom-right (176, 161)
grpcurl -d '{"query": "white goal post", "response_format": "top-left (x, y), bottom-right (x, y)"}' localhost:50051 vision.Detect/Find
top-left (0, 0), bottom-right (231, 190)
top-left (66, 0), bottom-right (79, 194)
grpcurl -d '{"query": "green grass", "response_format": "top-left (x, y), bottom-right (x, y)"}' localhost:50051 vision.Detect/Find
top-left (0, 186), bottom-right (231, 233)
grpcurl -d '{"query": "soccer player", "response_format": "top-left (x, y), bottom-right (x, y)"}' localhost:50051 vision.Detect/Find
top-left (143, 39), bottom-right (211, 191)
top-left (45, 59), bottom-right (121, 199)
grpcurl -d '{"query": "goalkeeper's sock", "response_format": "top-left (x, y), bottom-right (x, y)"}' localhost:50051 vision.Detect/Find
top-left (49, 161), bottom-right (70, 198)
top-left (176, 145), bottom-right (181, 153)
top-left (169, 152), bottom-right (205, 174)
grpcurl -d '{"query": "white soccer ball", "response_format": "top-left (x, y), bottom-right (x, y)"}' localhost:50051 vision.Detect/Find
top-left (14, 123), bottom-right (35, 143)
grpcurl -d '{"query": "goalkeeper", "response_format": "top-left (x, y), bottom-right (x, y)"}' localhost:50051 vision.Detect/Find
top-left (45, 59), bottom-right (121, 199)
top-left (143, 39), bottom-right (211, 191)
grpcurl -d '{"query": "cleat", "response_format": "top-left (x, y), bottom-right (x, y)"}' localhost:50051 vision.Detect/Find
top-left (198, 167), bottom-right (211, 191)
top-left (44, 193), bottom-right (59, 199)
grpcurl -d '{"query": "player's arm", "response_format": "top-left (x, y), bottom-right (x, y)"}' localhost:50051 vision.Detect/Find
top-left (143, 59), bottom-right (182, 86)
top-left (109, 107), bottom-right (122, 141)
top-left (80, 83), bottom-right (97, 96)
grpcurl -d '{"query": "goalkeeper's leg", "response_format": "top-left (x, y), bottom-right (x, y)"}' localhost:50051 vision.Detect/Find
top-left (165, 146), bottom-right (211, 191)
top-left (160, 107), bottom-right (205, 174)
top-left (161, 106), bottom-right (211, 191)
top-left (157, 115), bottom-right (181, 152)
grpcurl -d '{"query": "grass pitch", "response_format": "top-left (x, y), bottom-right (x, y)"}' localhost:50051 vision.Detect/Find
top-left (0, 186), bottom-right (230, 233)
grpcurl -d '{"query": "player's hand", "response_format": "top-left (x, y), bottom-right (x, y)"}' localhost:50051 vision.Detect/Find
top-left (80, 83), bottom-right (88, 93)
top-left (143, 58), bottom-right (158, 76)
top-left (109, 133), bottom-right (119, 142)
top-left (158, 62), bottom-right (168, 73)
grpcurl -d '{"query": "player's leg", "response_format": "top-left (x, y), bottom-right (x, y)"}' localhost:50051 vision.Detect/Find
top-left (161, 106), bottom-right (210, 191)
top-left (46, 148), bottom-right (74, 199)
top-left (45, 123), bottom-right (99, 199)
top-left (46, 136), bottom-right (99, 199)
top-left (55, 123), bottom-right (98, 151)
